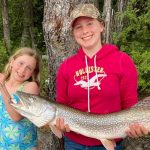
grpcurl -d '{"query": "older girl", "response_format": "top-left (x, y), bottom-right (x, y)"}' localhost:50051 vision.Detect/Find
top-left (56, 3), bottom-right (148, 150)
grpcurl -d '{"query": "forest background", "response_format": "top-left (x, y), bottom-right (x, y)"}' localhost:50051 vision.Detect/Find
top-left (0, 0), bottom-right (150, 99)
top-left (0, 0), bottom-right (150, 149)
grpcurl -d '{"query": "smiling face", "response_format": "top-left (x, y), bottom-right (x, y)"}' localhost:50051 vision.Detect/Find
top-left (72, 17), bottom-right (104, 56)
top-left (10, 55), bottom-right (37, 82)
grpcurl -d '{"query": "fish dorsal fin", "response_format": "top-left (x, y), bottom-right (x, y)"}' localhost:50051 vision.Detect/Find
top-left (133, 97), bottom-right (150, 108)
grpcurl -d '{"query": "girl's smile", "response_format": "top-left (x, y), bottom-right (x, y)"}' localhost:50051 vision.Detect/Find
top-left (73, 16), bottom-right (104, 57)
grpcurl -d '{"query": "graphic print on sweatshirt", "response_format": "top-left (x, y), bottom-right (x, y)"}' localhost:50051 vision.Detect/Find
top-left (74, 66), bottom-right (107, 90)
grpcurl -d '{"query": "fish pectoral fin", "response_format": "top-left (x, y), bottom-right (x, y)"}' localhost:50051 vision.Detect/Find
top-left (100, 139), bottom-right (116, 150)
top-left (49, 124), bottom-right (63, 139)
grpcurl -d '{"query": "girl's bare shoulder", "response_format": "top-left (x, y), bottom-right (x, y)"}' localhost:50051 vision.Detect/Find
top-left (24, 81), bottom-right (40, 95)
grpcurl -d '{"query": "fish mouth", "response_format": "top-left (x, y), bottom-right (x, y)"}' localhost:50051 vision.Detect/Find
top-left (10, 91), bottom-right (35, 114)
top-left (10, 91), bottom-right (57, 127)
top-left (11, 92), bottom-right (27, 107)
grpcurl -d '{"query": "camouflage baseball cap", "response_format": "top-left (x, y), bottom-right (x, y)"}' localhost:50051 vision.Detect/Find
top-left (70, 3), bottom-right (103, 26)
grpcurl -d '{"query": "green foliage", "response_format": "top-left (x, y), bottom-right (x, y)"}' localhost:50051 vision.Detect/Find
top-left (40, 59), bottom-right (49, 96)
top-left (32, 0), bottom-right (45, 51)
top-left (2, 0), bottom-right (45, 52)
top-left (113, 0), bottom-right (150, 96)
top-left (8, 0), bottom-right (24, 48)
top-left (131, 51), bottom-right (150, 96)
top-left (0, 41), bottom-right (9, 72)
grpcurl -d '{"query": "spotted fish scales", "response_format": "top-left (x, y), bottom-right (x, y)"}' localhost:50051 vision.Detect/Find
top-left (11, 91), bottom-right (150, 150)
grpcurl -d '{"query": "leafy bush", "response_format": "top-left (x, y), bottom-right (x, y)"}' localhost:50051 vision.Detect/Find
top-left (40, 59), bottom-right (49, 96)
top-left (132, 51), bottom-right (150, 96)
top-left (113, 0), bottom-right (150, 97)
top-left (0, 41), bottom-right (9, 72)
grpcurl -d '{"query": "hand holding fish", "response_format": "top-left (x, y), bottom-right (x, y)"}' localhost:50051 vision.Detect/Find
top-left (56, 118), bottom-right (70, 132)
top-left (55, 111), bottom-right (149, 139)
top-left (126, 123), bottom-right (149, 138)
top-left (55, 118), bottom-right (117, 150)
top-left (56, 118), bottom-right (149, 138)
top-left (55, 117), bottom-right (149, 150)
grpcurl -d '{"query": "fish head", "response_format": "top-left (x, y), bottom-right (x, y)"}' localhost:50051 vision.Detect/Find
top-left (11, 91), bottom-right (56, 127)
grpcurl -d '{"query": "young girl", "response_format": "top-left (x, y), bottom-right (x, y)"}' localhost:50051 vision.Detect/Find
top-left (55, 3), bottom-right (148, 150)
top-left (0, 47), bottom-right (40, 150)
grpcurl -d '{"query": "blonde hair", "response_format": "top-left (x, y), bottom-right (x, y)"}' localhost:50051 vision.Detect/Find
top-left (4, 47), bottom-right (41, 86)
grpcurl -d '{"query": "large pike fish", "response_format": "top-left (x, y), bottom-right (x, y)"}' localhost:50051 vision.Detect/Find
top-left (11, 91), bottom-right (150, 150)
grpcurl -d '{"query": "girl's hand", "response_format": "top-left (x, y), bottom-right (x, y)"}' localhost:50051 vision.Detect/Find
top-left (55, 118), bottom-right (70, 132)
top-left (0, 73), bottom-right (6, 89)
top-left (126, 123), bottom-right (149, 138)
top-left (0, 73), bottom-right (6, 85)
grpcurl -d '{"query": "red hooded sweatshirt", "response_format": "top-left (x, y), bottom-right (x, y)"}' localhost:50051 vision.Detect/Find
top-left (56, 44), bottom-right (138, 146)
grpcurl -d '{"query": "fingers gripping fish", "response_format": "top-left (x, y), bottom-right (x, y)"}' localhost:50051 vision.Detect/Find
top-left (11, 91), bottom-right (150, 150)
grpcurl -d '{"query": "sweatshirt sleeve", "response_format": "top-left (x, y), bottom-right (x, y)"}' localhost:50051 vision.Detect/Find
top-left (56, 61), bottom-right (69, 104)
top-left (120, 53), bottom-right (138, 109)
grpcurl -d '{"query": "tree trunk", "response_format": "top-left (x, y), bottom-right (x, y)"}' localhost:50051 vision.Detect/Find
top-left (42, 0), bottom-right (96, 149)
top-left (113, 0), bottom-right (129, 33)
top-left (1, 0), bottom-right (11, 54)
top-left (43, 0), bottom-right (95, 99)
top-left (21, 0), bottom-right (36, 49)
top-left (103, 0), bottom-right (113, 43)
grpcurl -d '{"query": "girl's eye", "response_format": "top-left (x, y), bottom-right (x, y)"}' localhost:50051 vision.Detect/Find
top-left (74, 25), bottom-right (82, 30)
top-left (18, 62), bottom-right (23, 66)
top-left (87, 22), bottom-right (93, 26)
top-left (26, 66), bottom-right (33, 72)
